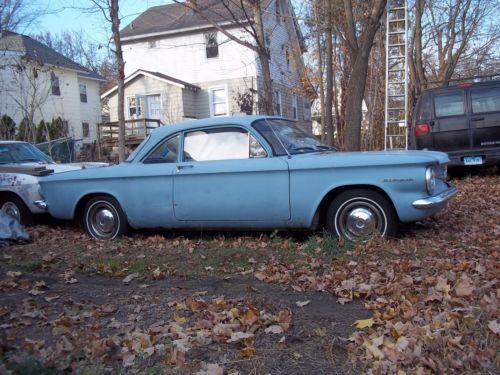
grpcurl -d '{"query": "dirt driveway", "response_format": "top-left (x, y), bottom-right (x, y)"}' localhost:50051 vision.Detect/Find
top-left (0, 269), bottom-right (367, 374)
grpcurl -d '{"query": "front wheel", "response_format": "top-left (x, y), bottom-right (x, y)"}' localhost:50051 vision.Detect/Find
top-left (326, 189), bottom-right (397, 241)
top-left (0, 195), bottom-right (34, 226)
top-left (82, 196), bottom-right (128, 240)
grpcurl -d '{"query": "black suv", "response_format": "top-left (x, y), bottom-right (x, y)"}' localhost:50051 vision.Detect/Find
top-left (411, 80), bottom-right (500, 168)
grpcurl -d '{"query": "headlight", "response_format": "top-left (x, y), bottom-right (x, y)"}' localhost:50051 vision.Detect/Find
top-left (425, 167), bottom-right (436, 195)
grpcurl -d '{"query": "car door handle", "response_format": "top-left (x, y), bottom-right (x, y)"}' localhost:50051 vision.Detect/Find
top-left (471, 117), bottom-right (484, 122)
top-left (177, 165), bottom-right (194, 170)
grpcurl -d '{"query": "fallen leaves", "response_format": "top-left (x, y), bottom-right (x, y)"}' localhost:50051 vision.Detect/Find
top-left (353, 318), bottom-right (375, 329)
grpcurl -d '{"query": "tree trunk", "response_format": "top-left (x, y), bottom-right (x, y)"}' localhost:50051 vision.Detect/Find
top-left (314, 0), bottom-right (326, 142)
top-left (343, 0), bottom-right (386, 151)
top-left (110, 0), bottom-right (126, 162)
top-left (324, 1), bottom-right (334, 145)
top-left (252, 1), bottom-right (274, 115)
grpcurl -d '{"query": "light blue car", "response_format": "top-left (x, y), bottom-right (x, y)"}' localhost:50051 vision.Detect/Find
top-left (37, 116), bottom-right (458, 241)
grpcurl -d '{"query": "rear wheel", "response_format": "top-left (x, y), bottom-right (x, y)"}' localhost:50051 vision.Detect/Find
top-left (82, 196), bottom-right (127, 240)
top-left (0, 195), bottom-right (34, 226)
top-left (326, 189), bottom-right (397, 241)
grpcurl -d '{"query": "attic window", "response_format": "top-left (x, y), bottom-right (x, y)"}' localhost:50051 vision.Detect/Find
top-left (51, 72), bottom-right (60, 96)
top-left (205, 32), bottom-right (219, 59)
top-left (148, 40), bottom-right (157, 48)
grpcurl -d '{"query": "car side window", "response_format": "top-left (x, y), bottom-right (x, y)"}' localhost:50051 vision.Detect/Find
top-left (471, 87), bottom-right (500, 114)
top-left (434, 91), bottom-right (465, 117)
top-left (144, 135), bottom-right (179, 163)
top-left (183, 127), bottom-right (266, 162)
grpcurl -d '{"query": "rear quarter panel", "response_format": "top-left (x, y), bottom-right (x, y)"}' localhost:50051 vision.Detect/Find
top-left (288, 151), bottom-right (449, 226)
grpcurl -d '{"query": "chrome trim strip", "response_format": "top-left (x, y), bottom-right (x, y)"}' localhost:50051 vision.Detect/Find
top-left (412, 186), bottom-right (458, 209)
top-left (34, 200), bottom-right (48, 210)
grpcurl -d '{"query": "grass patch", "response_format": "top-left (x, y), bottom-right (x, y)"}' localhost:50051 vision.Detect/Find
top-left (16, 260), bottom-right (42, 272)
top-left (304, 234), bottom-right (353, 260)
top-left (97, 258), bottom-right (122, 274)
top-left (128, 260), bottom-right (146, 274)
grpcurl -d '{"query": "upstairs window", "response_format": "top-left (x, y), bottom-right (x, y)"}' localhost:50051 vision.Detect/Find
top-left (79, 84), bottom-right (87, 103)
top-left (292, 94), bottom-right (298, 120)
top-left (51, 72), bottom-right (60, 96)
top-left (205, 32), bottom-right (219, 59)
top-left (82, 122), bottom-right (89, 138)
top-left (286, 49), bottom-right (291, 71)
top-left (275, 91), bottom-right (282, 116)
top-left (148, 40), bottom-right (157, 49)
top-left (275, 0), bottom-right (281, 23)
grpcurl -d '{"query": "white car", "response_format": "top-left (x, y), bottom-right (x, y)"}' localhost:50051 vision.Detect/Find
top-left (0, 141), bottom-right (108, 225)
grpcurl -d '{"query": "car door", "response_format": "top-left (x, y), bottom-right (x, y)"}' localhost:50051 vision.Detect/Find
top-left (173, 126), bottom-right (290, 221)
top-left (432, 89), bottom-right (470, 151)
top-left (469, 86), bottom-right (500, 150)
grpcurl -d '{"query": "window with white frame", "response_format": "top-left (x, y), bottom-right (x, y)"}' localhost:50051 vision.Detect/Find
top-left (209, 86), bottom-right (228, 117)
top-left (205, 32), bottom-right (219, 59)
top-left (292, 94), bottom-right (298, 120)
top-left (148, 40), bottom-right (157, 49)
top-left (274, 91), bottom-right (282, 116)
top-left (127, 97), bottom-right (142, 118)
top-left (79, 84), bottom-right (87, 103)
top-left (147, 94), bottom-right (161, 119)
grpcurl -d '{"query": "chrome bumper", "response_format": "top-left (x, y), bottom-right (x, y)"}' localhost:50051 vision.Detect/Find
top-left (34, 200), bottom-right (48, 210)
top-left (412, 186), bottom-right (458, 209)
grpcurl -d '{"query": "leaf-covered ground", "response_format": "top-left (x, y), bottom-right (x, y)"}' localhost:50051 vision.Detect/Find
top-left (0, 174), bottom-right (499, 374)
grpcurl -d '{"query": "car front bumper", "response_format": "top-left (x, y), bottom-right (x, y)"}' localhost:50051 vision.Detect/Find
top-left (412, 185), bottom-right (458, 209)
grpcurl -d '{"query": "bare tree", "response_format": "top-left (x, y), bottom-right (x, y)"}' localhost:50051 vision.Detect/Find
top-left (73, 0), bottom-right (126, 162)
top-left (411, 0), bottom-right (500, 90)
top-left (0, 0), bottom-right (48, 32)
top-left (337, 0), bottom-right (387, 151)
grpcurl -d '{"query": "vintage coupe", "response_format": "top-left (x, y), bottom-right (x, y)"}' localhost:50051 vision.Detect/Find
top-left (38, 116), bottom-right (458, 240)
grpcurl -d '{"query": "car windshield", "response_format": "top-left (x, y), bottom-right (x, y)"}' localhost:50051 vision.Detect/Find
top-left (0, 143), bottom-right (54, 164)
top-left (252, 118), bottom-right (333, 155)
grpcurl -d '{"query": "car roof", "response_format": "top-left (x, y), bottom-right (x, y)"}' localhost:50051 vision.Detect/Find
top-left (0, 141), bottom-right (28, 145)
top-left (148, 115), bottom-right (283, 142)
top-left (423, 80), bottom-right (500, 93)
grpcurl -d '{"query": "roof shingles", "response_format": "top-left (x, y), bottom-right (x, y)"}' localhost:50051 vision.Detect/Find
top-left (0, 30), bottom-right (105, 81)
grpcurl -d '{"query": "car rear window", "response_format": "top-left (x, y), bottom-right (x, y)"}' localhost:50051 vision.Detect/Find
top-left (471, 87), bottom-right (500, 113)
top-left (434, 91), bottom-right (465, 117)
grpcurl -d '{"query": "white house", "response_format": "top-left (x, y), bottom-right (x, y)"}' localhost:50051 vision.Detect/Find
top-left (103, 0), bottom-right (312, 132)
top-left (0, 30), bottom-right (105, 143)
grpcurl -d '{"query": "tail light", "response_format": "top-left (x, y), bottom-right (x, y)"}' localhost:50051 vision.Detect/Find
top-left (415, 123), bottom-right (430, 137)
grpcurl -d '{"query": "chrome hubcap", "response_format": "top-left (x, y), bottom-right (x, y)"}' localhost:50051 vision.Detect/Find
top-left (94, 208), bottom-right (116, 234)
top-left (2, 202), bottom-right (21, 222)
top-left (87, 201), bottom-right (119, 239)
top-left (336, 199), bottom-right (385, 240)
top-left (346, 208), bottom-right (376, 237)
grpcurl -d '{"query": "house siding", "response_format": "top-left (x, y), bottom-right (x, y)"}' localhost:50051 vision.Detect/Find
top-left (0, 54), bottom-right (102, 142)
top-left (122, 27), bottom-right (258, 84)
top-left (106, 75), bottom-right (188, 124)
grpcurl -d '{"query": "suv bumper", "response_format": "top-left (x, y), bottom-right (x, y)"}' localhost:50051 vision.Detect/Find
top-left (448, 148), bottom-right (500, 167)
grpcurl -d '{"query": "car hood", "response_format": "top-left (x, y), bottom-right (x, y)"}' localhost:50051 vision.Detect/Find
top-left (289, 149), bottom-right (449, 168)
top-left (17, 162), bottom-right (109, 174)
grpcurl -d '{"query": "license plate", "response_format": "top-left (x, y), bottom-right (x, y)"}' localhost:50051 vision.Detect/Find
top-left (463, 156), bottom-right (483, 165)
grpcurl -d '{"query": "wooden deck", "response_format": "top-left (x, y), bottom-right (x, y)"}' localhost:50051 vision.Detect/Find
top-left (97, 118), bottom-right (161, 159)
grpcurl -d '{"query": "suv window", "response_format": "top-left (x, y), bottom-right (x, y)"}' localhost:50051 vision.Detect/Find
top-left (434, 92), bottom-right (464, 117)
top-left (183, 127), bottom-right (266, 162)
top-left (471, 87), bottom-right (500, 113)
top-left (416, 93), bottom-right (432, 121)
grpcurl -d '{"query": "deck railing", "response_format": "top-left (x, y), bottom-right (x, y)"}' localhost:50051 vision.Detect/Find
top-left (97, 118), bottom-right (161, 159)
